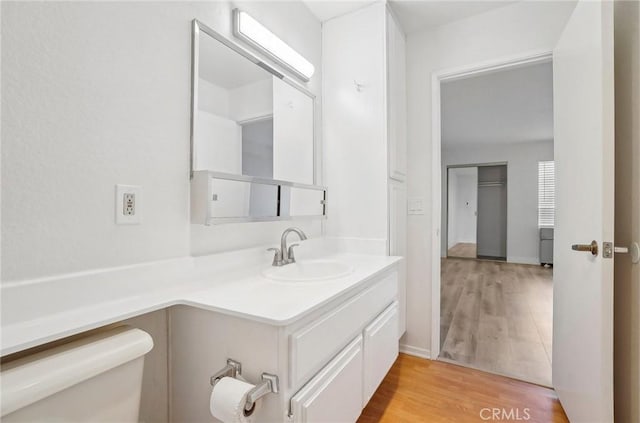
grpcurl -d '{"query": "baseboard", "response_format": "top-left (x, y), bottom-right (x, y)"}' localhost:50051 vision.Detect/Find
top-left (399, 344), bottom-right (432, 359)
top-left (477, 250), bottom-right (504, 258)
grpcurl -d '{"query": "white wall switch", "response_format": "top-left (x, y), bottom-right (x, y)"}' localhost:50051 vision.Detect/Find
top-left (115, 184), bottom-right (142, 224)
top-left (408, 197), bottom-right (425, 215)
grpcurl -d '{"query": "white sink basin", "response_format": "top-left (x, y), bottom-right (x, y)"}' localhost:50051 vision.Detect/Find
top-left (262, 260), bottom-right (354, 282)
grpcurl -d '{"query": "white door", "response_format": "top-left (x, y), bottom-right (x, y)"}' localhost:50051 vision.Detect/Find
top-left (552, 1), bottom-right (614, 422)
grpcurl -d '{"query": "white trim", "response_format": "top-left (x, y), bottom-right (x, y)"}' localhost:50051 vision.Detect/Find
top-left (430, 49), bottom-right (553, 360)
top-left (430, 70), bottom-right (442, 359)
top-left (435, 50), bottom-right (552, 83)
top-left (399, 344), bottom-right (431, 360)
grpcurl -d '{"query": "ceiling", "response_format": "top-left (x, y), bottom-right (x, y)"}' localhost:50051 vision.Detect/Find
top-left (303, 1), bottom-right (376, 22)
top-left (441, 61), bottom-right (554, 147)
top-left (198, 31), bottom-right (270, 89)
top-left (302, 0), bottom-right (514, 33)
top-left (389, 1), bottom-right (515, 34)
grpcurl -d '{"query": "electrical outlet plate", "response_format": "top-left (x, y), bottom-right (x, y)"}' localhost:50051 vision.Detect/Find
top-left (116, 184), bottom-right (141, 224)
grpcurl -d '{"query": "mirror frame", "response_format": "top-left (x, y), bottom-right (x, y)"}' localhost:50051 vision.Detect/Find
top-left (190, 19), bottom-right (317, 185)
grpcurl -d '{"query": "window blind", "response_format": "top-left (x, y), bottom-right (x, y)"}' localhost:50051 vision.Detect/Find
top-left (538, 161), bottom-right (555, 227)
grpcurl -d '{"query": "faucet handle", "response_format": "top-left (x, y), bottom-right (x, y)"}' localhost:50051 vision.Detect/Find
top-left (287, 244), bottom-right (300, 263)
top-left (267, 248), bottom-right (283, 266)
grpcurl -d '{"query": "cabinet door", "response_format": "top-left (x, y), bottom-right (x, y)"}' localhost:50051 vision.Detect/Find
top-left (389, 182), bottom-right (407, 336)
top-left (363, 302), bottom-right (399, 405)
top-left (387, 9), bottom-right (407, 181)
top-left (290, 336), bottom-right (363, 423)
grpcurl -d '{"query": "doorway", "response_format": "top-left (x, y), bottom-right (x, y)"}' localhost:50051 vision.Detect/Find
top-left (433, 54), bottom-right (555, 387)
top-left (446, 164), bottom-right (508, 261)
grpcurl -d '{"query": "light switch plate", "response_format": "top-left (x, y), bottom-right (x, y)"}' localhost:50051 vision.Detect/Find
top-left (115, 184), bottom-right (142, 224)
top-left (408, 197), bottom-right (425, 215)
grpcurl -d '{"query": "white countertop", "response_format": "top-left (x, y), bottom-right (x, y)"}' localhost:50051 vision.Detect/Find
top-left (1, 248), bottom-right (400, 357)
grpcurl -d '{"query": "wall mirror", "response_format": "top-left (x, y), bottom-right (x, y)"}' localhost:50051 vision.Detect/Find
top-left (191, 19), bottom-right (315, 186)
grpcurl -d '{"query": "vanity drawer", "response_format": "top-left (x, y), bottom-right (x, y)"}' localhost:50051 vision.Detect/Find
top-left (289, 270), bottom-right (397, 388)
top-left (363, 301), bottom-right (399, 405)
top-left (290, 336), bottom-right (363, 423)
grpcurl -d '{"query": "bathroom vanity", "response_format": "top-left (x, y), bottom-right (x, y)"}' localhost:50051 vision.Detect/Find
top-left (1, 246), bottom-right (401, 423)
top-left (171, 258), bottom-right (400, 422)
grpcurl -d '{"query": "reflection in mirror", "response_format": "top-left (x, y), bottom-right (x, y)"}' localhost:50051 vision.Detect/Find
top-left (210, 178), bottom-right (278, 219)
top-left (193, 171), bottom-right (327, 224)
top-left (193, 21), bottom-right (314, 185)
top-left (280, 186), bottom-right (325, 217)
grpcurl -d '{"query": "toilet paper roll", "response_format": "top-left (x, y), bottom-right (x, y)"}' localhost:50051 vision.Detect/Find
top-left (210, 377), bottom-right (260, 423)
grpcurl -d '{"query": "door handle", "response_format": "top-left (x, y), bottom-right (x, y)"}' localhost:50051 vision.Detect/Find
top-left (571, 240), bottom-right (598, 256)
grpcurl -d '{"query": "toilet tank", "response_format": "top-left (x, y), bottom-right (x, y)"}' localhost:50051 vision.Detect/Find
top-left (1, 326), bottom-right (154, 422)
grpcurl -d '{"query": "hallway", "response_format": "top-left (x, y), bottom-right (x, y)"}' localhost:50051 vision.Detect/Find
top-left (439, 258), bottom-right (553, 386)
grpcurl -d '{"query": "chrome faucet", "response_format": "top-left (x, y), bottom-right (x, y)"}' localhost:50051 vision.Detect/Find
top-left (267, 227), bottom-right (308, 266)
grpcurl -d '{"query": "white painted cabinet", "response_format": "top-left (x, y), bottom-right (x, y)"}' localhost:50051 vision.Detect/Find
top-left (323, 4), bottom-right (408, 344)
top-left (387, 10), bottom-right (407, 182)
top-left (290, 337), bottom-right (364, 423)
top-left (291, 299), bottom-right (399, 423)
top-left (289, 271), bottom-right (397, 387)
top-left (170, 267), bottom-right (399, 423)
top-left (389, 182), bottom-right (407, 336)
top-left (363, 301), bottom-right (399, 404)
top-left (385, 7), bottom-right (407, 340)
top-left (322, 2), bottom-right (408, 289)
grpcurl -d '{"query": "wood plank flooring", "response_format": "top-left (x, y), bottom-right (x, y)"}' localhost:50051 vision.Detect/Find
top-left (440, 258), bottom-right (553, 386)
top-left (447, 242), bottom-right (477, 258)
top-left (358, 354), bottom-right (568, 423)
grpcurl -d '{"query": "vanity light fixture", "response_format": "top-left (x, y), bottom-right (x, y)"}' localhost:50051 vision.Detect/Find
top-left (233, 9), bottom-right (315, 82)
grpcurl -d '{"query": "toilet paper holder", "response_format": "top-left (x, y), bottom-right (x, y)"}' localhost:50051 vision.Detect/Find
top-left (210, 358), bottom-right (280, 415)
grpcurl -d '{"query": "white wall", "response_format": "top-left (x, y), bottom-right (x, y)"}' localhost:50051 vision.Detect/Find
top-left (1, 1), bottom-right (322, 282)
top-left (323, 3), bottom-right (389, 253)
top-left (273, 78), bottom-right (314, 185)
top-left (198, 79), bottom-right (230, 117)
top-left (228, 79), bottom-right (273, 122)
top-left (446, 167), bottom-right (477, 249)
top-left (613, 1), bottom-right (640, 421)
top-left (404, 1), bottom-right (576, 355)
top-left (442, 141), bottom-right (553, 263)
top-left (195, 112), bottom-right (242, 173)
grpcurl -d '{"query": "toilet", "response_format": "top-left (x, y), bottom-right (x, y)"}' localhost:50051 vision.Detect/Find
top-left (1, 326), bottom-right (154, 422)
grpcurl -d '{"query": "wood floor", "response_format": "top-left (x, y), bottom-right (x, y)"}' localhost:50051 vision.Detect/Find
top-left (447, 242), bottom-right (477, 258)
top-left (440, 258), bottom-right (553, 386)
top-left (358, 354), bottom-right (568, 423)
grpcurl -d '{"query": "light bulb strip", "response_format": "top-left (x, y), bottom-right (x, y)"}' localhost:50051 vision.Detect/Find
top-left (233, 9), bottom-right (315, 82)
